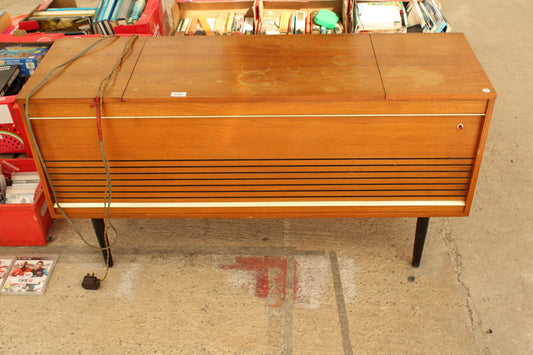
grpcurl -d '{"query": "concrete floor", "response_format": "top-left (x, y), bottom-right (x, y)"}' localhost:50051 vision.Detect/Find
top-left (0, 0), bottom-right (531, 353)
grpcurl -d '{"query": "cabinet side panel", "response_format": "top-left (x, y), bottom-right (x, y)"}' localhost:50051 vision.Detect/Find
top-left (463, 99), bottom-right (495, 214)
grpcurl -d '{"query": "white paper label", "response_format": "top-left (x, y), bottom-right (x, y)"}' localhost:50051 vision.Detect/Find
top-left (170, 92), bottom-right (187, 97)
top-left (0, 104), bottom-right (13, 124)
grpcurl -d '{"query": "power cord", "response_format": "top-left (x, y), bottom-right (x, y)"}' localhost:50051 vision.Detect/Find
top-left (24, 35), bottom-right (140, 289)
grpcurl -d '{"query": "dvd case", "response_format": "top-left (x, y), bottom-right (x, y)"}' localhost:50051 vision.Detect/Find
top-left (1, 254), bottom-right (57, 295)
top-left (0, 256), bottom-right (15, 289)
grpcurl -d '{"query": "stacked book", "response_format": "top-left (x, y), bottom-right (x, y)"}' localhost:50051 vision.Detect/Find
top-left (175, 12), bottom-right (255, 36)
top-left (94, 0), bottom-right (147, 35)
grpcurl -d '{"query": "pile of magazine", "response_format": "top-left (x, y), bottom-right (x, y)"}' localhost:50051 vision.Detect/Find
top-left (0, 255), bottom-right (57, 295)
top-left (351, 0), bottom-right (449, 33)
top-left (404, 0), bottom-right (449, 33)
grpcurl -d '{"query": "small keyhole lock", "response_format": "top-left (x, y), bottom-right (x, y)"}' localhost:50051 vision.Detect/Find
top-left (456, 123), bottom-right (464, 130)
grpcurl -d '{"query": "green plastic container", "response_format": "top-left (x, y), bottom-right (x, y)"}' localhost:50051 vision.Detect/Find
top-left (313, 9), bottom-right (339, 29)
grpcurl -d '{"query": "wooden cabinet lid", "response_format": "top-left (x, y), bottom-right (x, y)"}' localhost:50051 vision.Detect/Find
top-left (371, 33), bottom-right (496, 100)
top-left (123, 34), bottom-right (385, 102)
top-left (19, 34), bottom-right (495, 106)
top-left (18, 36), bottom-right (146, 103)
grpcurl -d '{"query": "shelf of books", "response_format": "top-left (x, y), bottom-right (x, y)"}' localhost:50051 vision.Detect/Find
top-left (2, 0), bottom-right (170, 37)
top-left (1, 1), bottom-right (449, 38)
top-left (171, 0), bottom-right (449, 36)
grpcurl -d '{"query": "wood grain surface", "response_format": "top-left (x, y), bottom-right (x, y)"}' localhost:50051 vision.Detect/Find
top-left (17, 34), bottom-right (495, 219)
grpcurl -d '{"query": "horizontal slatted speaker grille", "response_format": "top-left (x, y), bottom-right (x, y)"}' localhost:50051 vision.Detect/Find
top-left (44, 158), bottom-right (473, 203)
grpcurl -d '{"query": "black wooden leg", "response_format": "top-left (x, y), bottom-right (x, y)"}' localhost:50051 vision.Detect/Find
top-left (91, 218), bottom-right (114, 267)
top-left (412, 217), bottom-right (429, 267)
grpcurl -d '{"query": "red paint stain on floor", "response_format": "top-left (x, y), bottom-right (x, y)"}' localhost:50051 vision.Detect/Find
top-left (221, 256), bottom-right (298, 306)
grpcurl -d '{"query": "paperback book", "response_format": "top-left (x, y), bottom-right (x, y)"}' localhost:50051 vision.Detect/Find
top-left (1, 255), bottom-right (57, 295)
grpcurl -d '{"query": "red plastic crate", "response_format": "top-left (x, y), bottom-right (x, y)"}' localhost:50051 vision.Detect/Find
top-left (114, 0), bottom-right (171, 36)
top-left (0, 158), bottom-right (52, 246)
top-left (0, 34), bottom-right (55, 157)
top-left (0, 96), bottom-right (32, 156)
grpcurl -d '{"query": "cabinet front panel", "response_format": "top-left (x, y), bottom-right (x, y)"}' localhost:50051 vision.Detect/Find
top-left (31, 115), bottom-right (483, 160)
top-left (28, 114), bottom-right (483, 216)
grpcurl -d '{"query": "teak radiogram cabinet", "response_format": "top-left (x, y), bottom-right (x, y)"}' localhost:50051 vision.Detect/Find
top-left (17, 33), bottom-right (496, 266)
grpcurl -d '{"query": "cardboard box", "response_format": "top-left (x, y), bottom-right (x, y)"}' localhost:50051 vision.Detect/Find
top-left (34, 0), bottom-right (78, 11)
top-left (0, 159), bottom-right (52, 246)
top-left (258, 0), bottom-right (344, 34)
top-left (171, 0), bottom-right (258, 35)
top-left (16, 0), bottom-right (95, 36)
top-left (0, 11), bottom-right (11, 34)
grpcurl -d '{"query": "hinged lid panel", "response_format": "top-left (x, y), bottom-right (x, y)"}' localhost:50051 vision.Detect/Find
top-left (123, 34), bottom-right (385, 102)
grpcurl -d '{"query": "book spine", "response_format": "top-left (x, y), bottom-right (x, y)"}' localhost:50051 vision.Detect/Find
top-left (97, 0), bottom-right (109, 22)
top-left (117, 0), bottom-right (134, 20)
top-left (128, 0), bottom-right (146, 24)
top-left (111, 0), bottom-right (123, 22)
top-left (47, 7), bottom-right (97, 11)
top-left (93, 0), bottom-right (104, 20)
top-left (103, 0), bottom-right (118, 21)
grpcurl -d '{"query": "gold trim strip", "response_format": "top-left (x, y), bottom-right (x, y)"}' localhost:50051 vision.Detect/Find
top-left (31, 113), bottom-right (485, 120)
top-left (55, 200), bottom-right (466, 208)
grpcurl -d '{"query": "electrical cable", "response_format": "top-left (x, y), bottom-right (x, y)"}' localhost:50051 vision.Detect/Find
top-left (23, 35), bottom-right (139, 285)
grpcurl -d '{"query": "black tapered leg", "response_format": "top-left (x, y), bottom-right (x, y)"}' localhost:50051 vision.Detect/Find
top-left (91, 218), bottom-right (114, 267)
top-left (412, 217), bottom-right (429, 267)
